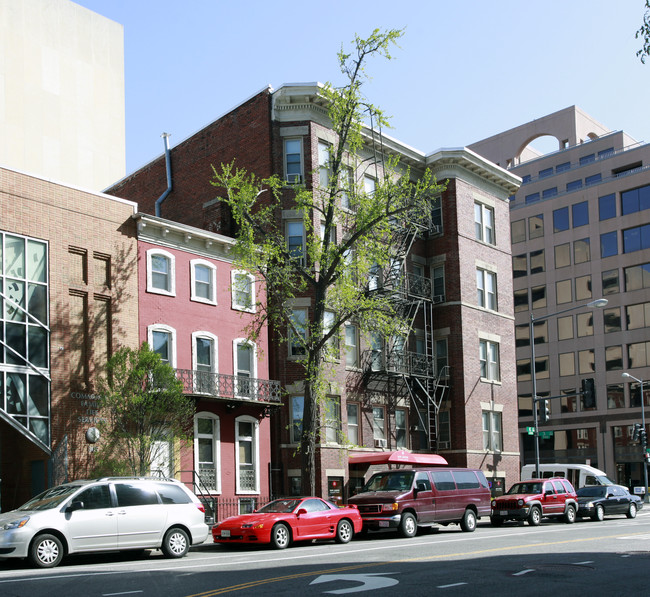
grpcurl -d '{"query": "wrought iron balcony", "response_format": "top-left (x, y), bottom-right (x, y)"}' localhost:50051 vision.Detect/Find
top-left (174, 369), bottom-right (281, 405)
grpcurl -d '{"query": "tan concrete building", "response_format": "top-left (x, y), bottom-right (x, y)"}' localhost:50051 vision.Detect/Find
top-left (470, 106), bottom-right (650, 491)
top-left (0, 0), bottom-right (125, 190)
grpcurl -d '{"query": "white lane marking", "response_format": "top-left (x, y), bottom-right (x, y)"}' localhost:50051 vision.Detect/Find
top-left (572, 561), bottom-right (594, 565)
top-left (103, 592), bottom-right (144, 596)
top-left (438, 582), bottom-right (468, 588)
top-left (513, 569), bottom-right (535, 576)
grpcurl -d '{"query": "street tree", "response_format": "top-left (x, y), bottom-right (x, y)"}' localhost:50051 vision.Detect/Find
top-left (637, 0), bottom-right (650, 63)
top-left (94, 342), bottom-right (195, 476)
top-left (210, 28), bottom-right (445, 494)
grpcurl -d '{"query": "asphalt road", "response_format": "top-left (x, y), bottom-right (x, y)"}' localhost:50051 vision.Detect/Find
top-left (1, 511), bottom-right (649, 596)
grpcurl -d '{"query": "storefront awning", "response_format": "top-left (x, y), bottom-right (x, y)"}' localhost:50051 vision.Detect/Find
top-left (349, 450), bottom-right (447, 466)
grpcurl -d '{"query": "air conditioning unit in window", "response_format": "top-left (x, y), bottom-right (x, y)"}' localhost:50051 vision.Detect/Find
top-left (285, 174), bottom-right (302, 184)
top-left (430, 224), bottom-right (441, 235)
top-left (432, 295), bottom-right (445, 304)
top-left (374, 438), bottom-right (387, 449)
top-left (437, 441), bottom-right (450, 450)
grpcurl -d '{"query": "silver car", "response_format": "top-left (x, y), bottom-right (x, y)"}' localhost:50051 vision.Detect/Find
top-left (0, 477), bottom-right (209, 568)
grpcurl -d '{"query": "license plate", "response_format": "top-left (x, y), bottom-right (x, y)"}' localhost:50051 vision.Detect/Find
top-left (500, 510), bottom-right (507, 516)
top-left (379, 520), bottom-right (389, 527)
top-left (221, 530), bottom-right (230, 537)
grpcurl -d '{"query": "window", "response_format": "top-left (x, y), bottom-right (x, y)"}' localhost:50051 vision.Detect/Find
top-left (531, 285), bottom-right (546, 309)
top-left (372, 407), bottom-right (386, 441)
top-left (542, 187), bottom-right (558, 199)
top-left (479, 339), bottom-right (500, 382)
top-left (553, 207), bottom-right (569, 232)
top-left (515, 324), bottom-right (529, 348)
top-left (435, 338), bottom-right (449, 376)
top-left (600, 231), bottom-right (618, 258)
top-left (575, 275), bottom-right (592, 301)
top-left (599, 193), bottom-right (616, 220)
top-left (474, 203), bottom-right (495, 244)
top-left (347, 403), bottom-right (359, 445)
top-left (559, 352), bottom-right (575, 376)
top-left (286, 221), bottom-right (305, 265)
top-left (432, 265), bottom-right (445, 301)
top-left (573, 238), bottom-right (590, 264)
top-left (605, 345), bottom-right (623, 371)
top-left (604, 307), bottom-right (622, 333)
top-left (607, 384), bottom-right (625, 409)
top-left (514, 288), bottom-right (528, 312)
top-left (345, 323), bottom-right (358, 367)
top-left (511, 219), bottom-right (526, 244)
top-left (572, 201), bottom-right (589, 227)
top-left (531, 320), bottom-right (548, 344)
top-left (476, 269), bottom-right (497, 310)
top-left (364, 175), bottom-right (376, 196)
top-left (431, 195), bottom-right (443, 233)
top-left (585, 173), bottom-right (602, 186)
top-left (513, 254), bottom-right (527, 278)
top-left (625, 263), bottom-right (650, 291)
top-left (234, 339), bottom-right (256, 397)
top-left (318, 141), bottom-right (330, 188)
top-left (628, 341), bottom-right (650, 368)
top-left (556, 161), bottom-right (571, 173)
top-left (291, 396), bottom-right (304, 443)
top-left (192, 332), bottom-right (217, 394)
top-left (578, 349), bottom-right (595, 374)
top-left (626, 302), bottom-right (650, 330)
top-left (147, 249), bottom-right (175, 295)
top-left (236, 416), bottom-right (259, 493)
top-left (555, 243), bottom-right (571, 268)
top-left (603, 269), bottom-right (620, 295)
top-left (556, 279), bottom-right (572, 304)
top-left (323, 396), bottom-right (341, 443)
top-left (149, 325), bottom-right (176, 367)
top-left (438, 410), bottom-right (450, 448)
top-left (529, 249), bottom-right (545, 274)
top-left (525, 192), bottom-right (540, 204)
top-left (577, 312), bottom-right (593, 337)
top-left (566, 179), bottom-right (582, 192)
top-left (623, 224), bottom-right (650, 254)
top-left (482, 411), bottom-right (502, 452)
top-left (395, 409), bottom-right (407, 449)
top-left (284, 139), bottom-right (302, 183)
top-left (191, 260), bottom-right (216, 304)
top-left (323, 310), bottom-right (338, 353)
top-left (579, 153), bottom-right (595, 165)
top-left (528, 214), bottom-right (544, 239)
top-left (521, 174), bottom-right (532, 184)
top-left (621, 184), bottom-right (650, 215)
top-left (194, 413), bottom-right (220, 492)
top-left (539, 167), bottom-right (553, 179)
top-left (341, 166), bottom-right (354, 210)
top-left (231, 271), bottom-right (255, 312)
top-left (557, 315), bottom-right (574, 340)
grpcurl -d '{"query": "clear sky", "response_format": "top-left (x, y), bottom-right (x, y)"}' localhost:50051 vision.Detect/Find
top-left (74, 0), bottom-right (650, 175)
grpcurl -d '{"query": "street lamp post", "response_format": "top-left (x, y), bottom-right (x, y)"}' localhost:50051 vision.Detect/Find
top-left (530, 298), bottom-right (608, 478)
top-left (622, 372), bottom-right (649, 503)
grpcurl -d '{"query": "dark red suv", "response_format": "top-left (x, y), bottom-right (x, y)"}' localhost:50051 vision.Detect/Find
top-left (490, 477), bottom-right (578, 526)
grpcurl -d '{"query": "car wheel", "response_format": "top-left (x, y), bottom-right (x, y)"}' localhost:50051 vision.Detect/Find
top-left (564, 505), bottom-right (576, 524)
top-left (460, 509), bottom-right (477, 532)
top-left (335, 519), bottom-right (353, 544)
top-left (627, 503), bottom-right (638, 519)
top-left (592, 504), bottom-right (604, 522)
top-left (29, 534), bottom-right (64, 568)
top-left (271, 523), bottom-right (291, 549)
top-left (161, 527), bottom-right (190, 558)
top-left (528, 506), bottom-right (541, 526)
top-left (398, 512), bottom-right (417, 538)
top-left (490, 516), bottom-right (504, 527)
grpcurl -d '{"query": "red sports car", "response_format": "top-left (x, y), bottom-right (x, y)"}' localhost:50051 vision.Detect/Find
top-left (212, 497), bottom-right (363, 549)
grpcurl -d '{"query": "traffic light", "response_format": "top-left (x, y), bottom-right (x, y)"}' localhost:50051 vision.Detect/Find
top-left (540, 399), bottom-right (551, 423)
top-left (581, 378), bottom-right (596, 409)
top-left (644, 452), bottom-right (650, 464)
top-left (633, 423), bottom-right (642, 442)
top-left (640, 428), bottom-right (648, 448)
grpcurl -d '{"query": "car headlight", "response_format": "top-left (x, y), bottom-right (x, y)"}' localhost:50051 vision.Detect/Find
top-left (382, 503), bottom-right (398, 512)
top-left (585, 501), bottom-right (593, 508)
top-left (3, 517), bottom-right (29, 530)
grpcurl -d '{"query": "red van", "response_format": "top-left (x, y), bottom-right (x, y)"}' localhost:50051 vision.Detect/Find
top-left (348, 467), bottom-right (491, 537)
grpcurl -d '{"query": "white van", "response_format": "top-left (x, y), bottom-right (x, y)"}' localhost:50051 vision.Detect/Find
top-left (521, 463), bottom-right (615, 489)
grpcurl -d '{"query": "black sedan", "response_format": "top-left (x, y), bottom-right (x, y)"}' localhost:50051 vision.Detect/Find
top-left (576, 484), bottom-right (643, 521)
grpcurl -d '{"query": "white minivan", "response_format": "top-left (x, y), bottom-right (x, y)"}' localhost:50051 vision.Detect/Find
top-left (521, 463), bottom-right (615, 489)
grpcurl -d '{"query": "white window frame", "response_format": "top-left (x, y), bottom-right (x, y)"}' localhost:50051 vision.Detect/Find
top-left (231, 270), bottom-right (255, 312)
top-left (148, 324), bottom-right (177, 367)
top-left (477, 268), bottom-right (497, 310)
top-left (482, 410), bottom-right (503, 452)
top-left (194, 412), bottom-right (221, 494)
top-left (373, 406), bottom-right (386, 441)
top-left (318, 141), bottom-right (331, 189)
top-left (146, 248), bottom-right (176, 296)
top-left (286, 220), bottom-right (306, 265)
top-left (289, 308), bottom-right (308, 357)
top-left (479, 339), bottom-right (500, 382)
top-left (474, 202), bottom-right (495, 245)
top-left (364, 175), bottom-right (376, 195)
top-left (284, 138), bottom-right (303, 183)
top-left (323, 396), bottom-right (341, 444)
top-left (235, 415), bottom-right (260, 494)
top-left (190, 259), bottom-right (217, 305)
top-left (347, 402), bottom-right (359, 445)
top-left (192, 331), bottom-right (218, 394)
top-left (345, 323), bottom-right (359, 368)
top-left (233, 338), bottom-right (257, 398)
top-left (341, 166), bottom-right (355, 210)
top-left (291, 396), bottom-right (304, 444)
top-left (395, 408), bottom-right (408, 449)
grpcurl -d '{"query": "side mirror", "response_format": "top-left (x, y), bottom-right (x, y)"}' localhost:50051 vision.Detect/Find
top-left (296, 508), bottom-right (307, 517)
top-left (67, 500), bottom-right (84, 512)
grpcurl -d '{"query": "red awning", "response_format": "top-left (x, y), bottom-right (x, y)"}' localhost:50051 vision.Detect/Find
top-left (348, 450), bottom-right (448, 466)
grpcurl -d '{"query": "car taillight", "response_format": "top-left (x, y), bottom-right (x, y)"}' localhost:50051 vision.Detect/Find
top-left (196, 503), bottom-right (206, 513)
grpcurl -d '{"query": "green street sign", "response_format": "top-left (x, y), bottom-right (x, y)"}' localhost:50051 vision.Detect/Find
top-left (539, 431), bottom-right (554, 439)
top-left (527, 427), bottom-right (535, 435)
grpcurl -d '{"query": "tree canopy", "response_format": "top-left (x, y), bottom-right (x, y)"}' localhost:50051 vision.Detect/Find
top-left (637, 0), bottom-right (650, 63)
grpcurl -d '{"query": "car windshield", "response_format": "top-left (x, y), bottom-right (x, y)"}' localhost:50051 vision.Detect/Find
top-left (17, 484), bottom-right (83, 511)
top-left (507, 482), bottom-right (542, 495)
top-left (362, 471), bottom-right (415, 493)
top-left (577, 486), bottom-right (606, 498)
top-left (257, 499), bottom-right (301, 514)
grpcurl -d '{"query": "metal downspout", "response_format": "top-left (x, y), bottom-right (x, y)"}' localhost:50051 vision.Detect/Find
top-left (155, 132), bottom-right (172, 217)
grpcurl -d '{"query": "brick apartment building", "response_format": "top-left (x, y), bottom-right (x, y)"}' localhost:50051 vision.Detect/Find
top-left (470, 106), bottom-right (650, 490)
top-left (0, 166), bottom-right (139, 511)
top-left (107, 83), bottom-right (521, 500)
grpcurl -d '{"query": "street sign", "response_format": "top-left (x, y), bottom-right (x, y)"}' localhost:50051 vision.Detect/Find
top-left (527, 427), bottom-right (535, 435)
top-left (539, 431), bottom-right (554, 439)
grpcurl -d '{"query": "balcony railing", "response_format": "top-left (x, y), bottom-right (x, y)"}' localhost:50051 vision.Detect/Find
top-left (365, 349), bottom-right (448, 379)
top-left (174, 369), bottom-right (281, 404)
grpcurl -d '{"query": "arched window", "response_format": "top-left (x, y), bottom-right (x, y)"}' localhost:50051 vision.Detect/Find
top-left (194, 412), bottom-right (220, 493)
top-left (192, 332), bottom-right (218, 394)
top-left (191, 259), bottom-right (217, 305)
top-left (148, 324), bottom-right (177, 367)
top-left (146, 249), bottom-right (175, 295)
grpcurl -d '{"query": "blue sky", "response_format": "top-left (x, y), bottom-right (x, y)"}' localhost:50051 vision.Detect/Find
top-left (74, 1), bottom-right (650, 174)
